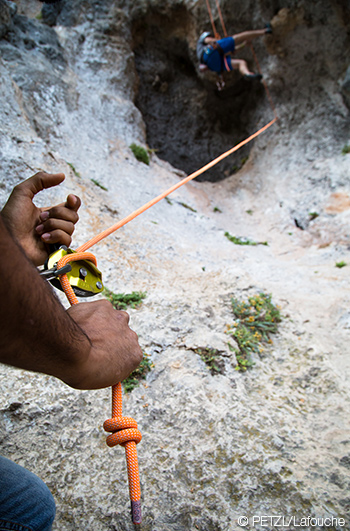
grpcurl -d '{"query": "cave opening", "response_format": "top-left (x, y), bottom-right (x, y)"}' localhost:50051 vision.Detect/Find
top-left (131, 7), bottom-right (266, 182)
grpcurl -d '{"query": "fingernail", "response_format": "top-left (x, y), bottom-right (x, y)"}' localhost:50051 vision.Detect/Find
top-left (70, 195), bottom-right (78, 206)
top-left (36, 224), bottom-right (44, 234)
top-left (41, 233), bottom-right (51, 241)
top-left (40, 211), bottom-right (49, 221)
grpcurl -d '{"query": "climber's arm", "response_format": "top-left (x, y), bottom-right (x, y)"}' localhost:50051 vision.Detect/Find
top-left (0, 214), bottom-right (142, 389)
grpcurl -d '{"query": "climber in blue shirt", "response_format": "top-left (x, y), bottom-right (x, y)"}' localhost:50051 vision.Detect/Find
top-left (197, 24), bottom-right (272, 83)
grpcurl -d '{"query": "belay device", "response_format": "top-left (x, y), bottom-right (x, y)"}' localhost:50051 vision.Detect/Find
top-left (40, 246), bottom-right (104, 297)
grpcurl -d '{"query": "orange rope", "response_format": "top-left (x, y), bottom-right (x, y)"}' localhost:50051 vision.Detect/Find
top-left (104, 383), bottom-right (142, 524)
top-left (205, 0), bottom-right (227, 39)
top-left (205, 0), bottom-right (220, 39)
top-left (56, 252), bottom-right (142, 525)
top-left (214, 0), bottom-right (227, 37)
top-left (76, 117), bottom-right (277, 253)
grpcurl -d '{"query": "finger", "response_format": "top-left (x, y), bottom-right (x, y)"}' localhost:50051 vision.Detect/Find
top-left (66, 194), bottom-right (81, 213)
top-left (13, 172), bottom-right (66, 200)
top-left (36, 218), bottom-right (75, 237)
top-left (39, 229), bottom-right (72, 247)
top-left (40, 205), bottom-right (79, 225)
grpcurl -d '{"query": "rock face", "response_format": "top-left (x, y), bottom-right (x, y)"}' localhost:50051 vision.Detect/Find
top-left (0, 1), bottom-right (350, 530)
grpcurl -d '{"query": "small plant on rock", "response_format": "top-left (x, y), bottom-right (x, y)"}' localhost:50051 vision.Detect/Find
top-left (123, 353), bottom-right (154, 393)
top-left (67, 162), bottom-right (81, 178)
top-left (91, 178), bottom-right (108, 191)
top-left (104, 288), bottom-right (147, 310)
top-left (130, 143), bottom-right (150, 165)
top-left (194, 348), bottom-right (225, 375)
top-left (225, 231), bottom-right (268, 246)
top-left (336, 261), bottom-right (347, 268)
top-left (226, 292), bottom-right (282, 371)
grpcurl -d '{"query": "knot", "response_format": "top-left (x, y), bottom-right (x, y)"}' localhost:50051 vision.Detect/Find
top-left (103, 416), bottom-right (142, 448)
top-left (104, 384), bottom-right (142, 523)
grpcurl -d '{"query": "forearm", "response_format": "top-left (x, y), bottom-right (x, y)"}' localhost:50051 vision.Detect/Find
top-left (0, 214), bottom-right (91, 383)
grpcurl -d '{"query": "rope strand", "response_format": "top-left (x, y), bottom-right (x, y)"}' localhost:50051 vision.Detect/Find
top-left (205, 0), bottom-right (220, 38)
top-left (56, 253), bottom-right (142, 525)
top-left (76, 117), bottom-right (277, 254)
top-left (215, 0), bottom-right (227, 37)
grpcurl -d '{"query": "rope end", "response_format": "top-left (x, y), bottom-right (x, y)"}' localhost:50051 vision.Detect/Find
top-left (131, 500), bottom-right (142, 524)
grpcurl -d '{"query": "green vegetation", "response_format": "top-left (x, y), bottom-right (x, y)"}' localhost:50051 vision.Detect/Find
top-left (91, 178), bottom-right (108, 191)
top-left (224, 231), bottom-right (268, 246)
top-left (226, 292), bottom-right (282, 371)
top-left (246, 209), bottom-right (253, 215)
top-left (67, 162), bottom-right (81, 178)
top-left (129, 143), bottom-right (150, 165)
top-left (194, 348), bottom-right (224, 375)
top-left (336, 261), bottom-right (347, 268)
top-left (342, 144), bottom-right (350, 155)
top-left (123, 353), bottom-right (154, 393)
top-left (179, 202), bottom-right (197, 212)
top-left (104, 288), bottom-right (147, 310)
top-left (165, 196), bottom-right (173, 205)
top-left (213, 206), bottom-right (222, 213)
top-left (309, 212), bottom-right (319, 220)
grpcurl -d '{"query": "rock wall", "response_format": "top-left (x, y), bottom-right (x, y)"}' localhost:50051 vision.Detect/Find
top-left (0, 1), bottom-right (350, 530)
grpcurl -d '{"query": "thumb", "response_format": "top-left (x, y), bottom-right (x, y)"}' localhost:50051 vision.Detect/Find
top-left (65, 193), bottom-right (81, 213)
top-left (16, 172), bottom-right (66, 200)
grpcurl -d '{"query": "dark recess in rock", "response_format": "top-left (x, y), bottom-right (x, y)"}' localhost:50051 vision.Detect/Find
top-left (132, 7), bottom-right (266, 182)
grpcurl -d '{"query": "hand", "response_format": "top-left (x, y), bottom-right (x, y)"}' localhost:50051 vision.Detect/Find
top-left (65, 300), bottom-right (143, 389)
top-left (1, 172), bottom-right (81, 266)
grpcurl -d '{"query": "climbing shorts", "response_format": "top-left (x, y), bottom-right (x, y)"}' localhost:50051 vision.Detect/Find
top-left (0, 456), bottom-right (56, 531)
top-left (203, 36), bottom-right (236, 73)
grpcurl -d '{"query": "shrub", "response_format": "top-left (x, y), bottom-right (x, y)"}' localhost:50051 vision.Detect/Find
top-left (130, 143), bottom-right (150, 165)
top-left (226, 292), bottom-right (282, 371)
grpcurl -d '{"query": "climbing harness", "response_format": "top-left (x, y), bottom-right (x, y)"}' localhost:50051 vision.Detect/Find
top-left (44, 3), bottom-right (277, 523)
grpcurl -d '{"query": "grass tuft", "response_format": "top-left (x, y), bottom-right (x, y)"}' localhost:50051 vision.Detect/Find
top-left (226, 292), bottom-right (282, 371)
top-left (336, 261), bottom-right (347, 268)
top-left (67, 162), bottom-right (81, 178)
top-left (194, 348), bottom-right (225, 375)
top-left (91, 178), bottom-right (108, 191)
top-left (123, 353), bottom-right (154, 393)
top-left (130, 143), bottom-right (150, 165)
top-left (225, 231), bottom-right (268, 246)
top-left (104, 288), bottom-right (147, 310)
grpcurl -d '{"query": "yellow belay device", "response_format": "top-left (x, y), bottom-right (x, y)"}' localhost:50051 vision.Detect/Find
top-left (43, 246), bottom-right (104, 297)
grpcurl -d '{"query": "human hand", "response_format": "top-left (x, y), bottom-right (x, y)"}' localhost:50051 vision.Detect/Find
top-left (1, 172), bottom-right (81, 266)
top-left (64, 300), bottom-right (143, 389)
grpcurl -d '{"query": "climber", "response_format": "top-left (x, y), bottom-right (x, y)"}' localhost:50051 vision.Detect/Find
top-left (0, 171), bottom-right (142, 531)
top-left (197, 24), bottom-right (272, 84)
